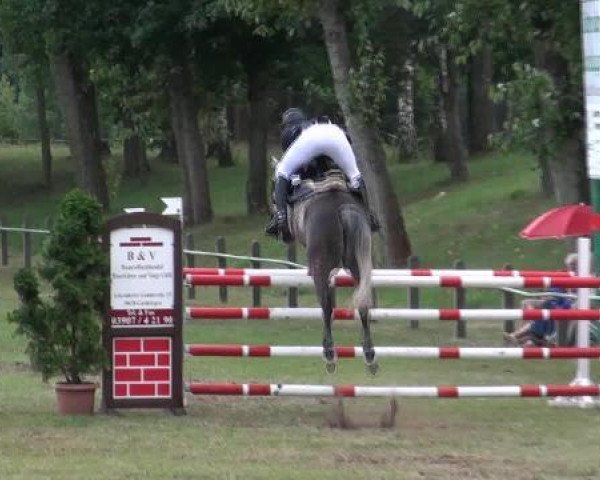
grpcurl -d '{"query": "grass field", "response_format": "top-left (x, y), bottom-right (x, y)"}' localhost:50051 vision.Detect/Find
top-left (1, 144), bottom-right (599, 480)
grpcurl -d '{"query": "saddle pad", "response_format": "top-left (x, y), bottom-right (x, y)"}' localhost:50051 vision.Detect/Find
top-left (288, 170), bottom-right (349, 204)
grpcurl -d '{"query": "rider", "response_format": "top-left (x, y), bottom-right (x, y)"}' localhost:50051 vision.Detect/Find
top-left (265, 107), bottom-right (380, 240)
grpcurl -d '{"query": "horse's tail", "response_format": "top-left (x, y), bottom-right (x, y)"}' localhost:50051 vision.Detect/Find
top-left (340, 207), bottom-right (373, 310)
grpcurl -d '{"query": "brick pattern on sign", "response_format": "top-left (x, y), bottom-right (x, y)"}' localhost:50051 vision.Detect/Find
top-left (112, 337), bottom-right (172, 399)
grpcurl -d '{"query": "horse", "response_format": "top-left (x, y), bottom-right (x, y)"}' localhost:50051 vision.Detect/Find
top-left (286, 172), bottom-right (377, 375)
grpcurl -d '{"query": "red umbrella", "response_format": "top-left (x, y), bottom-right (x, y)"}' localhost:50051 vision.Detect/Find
top-left (520, 204), bottom-right (600, 239)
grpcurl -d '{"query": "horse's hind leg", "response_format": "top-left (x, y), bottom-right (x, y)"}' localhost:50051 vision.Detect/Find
top-left (349, 263), bottom-right (378, 376)
top-left (359, 306), bottom-right (378, 375)
top-left (313, 271), bottom-right (337, 374)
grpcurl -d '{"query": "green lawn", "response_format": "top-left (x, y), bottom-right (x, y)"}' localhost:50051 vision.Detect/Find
top-left (1, 144), bottom-right (598, 480)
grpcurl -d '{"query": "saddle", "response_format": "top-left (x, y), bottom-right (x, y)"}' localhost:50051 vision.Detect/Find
top-left (288, 169), bottom-right (350, 204)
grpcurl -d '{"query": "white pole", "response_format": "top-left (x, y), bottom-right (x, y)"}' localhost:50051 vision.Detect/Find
top-left (549, 237), bottom-right (599, 408)
top-left (549, 0), bottom-right (600, 407)
top-left (576, 237), bottom-right (591, 382)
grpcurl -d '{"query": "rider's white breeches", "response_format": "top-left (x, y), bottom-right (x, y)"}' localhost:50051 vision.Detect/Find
top-left (275, 123), bottom-right (362, 188)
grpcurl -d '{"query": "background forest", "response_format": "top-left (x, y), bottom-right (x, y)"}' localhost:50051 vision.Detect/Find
top-left (0, 0), bottom-right (587, 266)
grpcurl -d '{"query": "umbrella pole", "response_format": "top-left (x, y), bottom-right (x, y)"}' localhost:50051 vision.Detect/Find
top-left (592, 181), bottom-right (600, 275)
top-left (549, 237), bottom-right (600, 408)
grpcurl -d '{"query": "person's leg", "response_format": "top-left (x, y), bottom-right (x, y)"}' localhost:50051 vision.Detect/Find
top-left (265, 175), bottom-right (292, 242)
top-left (276, 126), bottom-right (326, 178)
top-left (504, 322), bottom-right (532, 344)
top-left (269, 123), bottom-right (322, 240)
top-left (511, 321), bottom-right (548, 346)
top-left (513, 323), bottom-right (532, 339)
top-left (312, 125), bottom-right (380, 231)
top-left (320, 124), bottom-right (361, 180)
top-left (268, 127), bottom-right (320, 241)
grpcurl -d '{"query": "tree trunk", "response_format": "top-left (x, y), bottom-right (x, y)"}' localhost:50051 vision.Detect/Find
top-left (214, 107), bottom-right (234, 167)
top-left (538, 156), bottom-right (555, 198)
top-left (88, 83), bottom-right (111, 159)
top-left (532, 42), bottom-right (556, 197)
top-left (51, 51), bottom-right (109, 208)
top-left (533, 40), bottom-right (587, 203)
top-left (122, 111), bottom-right (148, 177)
top-left (229, 104), bottom-right (250, 142)
top-left (168, 62), bottom-right (212, 225)
top-left (157, 128), bottom-right (178, 164)
top-left (436, 45), bottom-right (469, 181)
top-left (201, 107), bottom-right (234, 167)
top-left (397, 59), bottom-right (418, 162)
top-left (35, 81), bottom-right (52, 188)
top-left (246, 70), bottom-right (269, 214)
top-left (468, 43), bottom-right (495, 154)
top-left (549, 136), bottom-right (586, 204)
top-left (318, 0), bottom-right (411, 266)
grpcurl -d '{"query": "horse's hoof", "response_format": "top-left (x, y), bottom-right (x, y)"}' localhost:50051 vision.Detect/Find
top-left (326, 361), bottom-right (338, 374)
top-left (366, 361), bottom-right (379, 376)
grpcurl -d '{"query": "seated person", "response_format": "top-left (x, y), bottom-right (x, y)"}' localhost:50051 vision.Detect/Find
top-left (591, 321), bottom-right (600, 345)
top-left (504, 288), bottom-right (572, 346)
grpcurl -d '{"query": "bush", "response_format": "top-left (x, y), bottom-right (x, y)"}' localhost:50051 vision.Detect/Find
top-left (7, 189), bottom-right (108, 383)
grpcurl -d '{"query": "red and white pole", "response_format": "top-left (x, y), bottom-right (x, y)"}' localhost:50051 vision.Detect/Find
top-left (185, 274), bottom-right (600, 289)
top-left (185, 306), bottom-right (600, 322)
top-left (186, 383), bottom-right (600, 398)
top-left (182, 267), bottom-right (573, 277)
top-left (185, 344), bottom-right (600, 359)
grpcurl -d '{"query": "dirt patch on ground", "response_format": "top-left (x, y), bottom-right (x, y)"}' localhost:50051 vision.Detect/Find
top-left (331, 450), bottom-right (536, 480)
top-left (0, 361), bottom-right (30, 373)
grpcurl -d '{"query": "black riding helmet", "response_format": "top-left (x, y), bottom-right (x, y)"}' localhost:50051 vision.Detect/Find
top-left (281, 107), bottom-right (306, 127)
top-left (281, 107), bottom-right (308, 151)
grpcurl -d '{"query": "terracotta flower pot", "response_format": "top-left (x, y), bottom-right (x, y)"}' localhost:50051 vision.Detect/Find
top-left (55, 382), bottom-right (98, 415)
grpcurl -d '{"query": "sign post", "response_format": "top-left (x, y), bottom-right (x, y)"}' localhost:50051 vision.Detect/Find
top-left (102, 212), bottom-right (184, 413)
top-left (581, 0), bottom-right (600, 275)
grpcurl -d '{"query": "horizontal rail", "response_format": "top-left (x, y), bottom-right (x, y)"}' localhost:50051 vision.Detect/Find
top-left (185, 344), bottom-right (600, 359)
top-left (0, 226), bottom-right (50, 234)
top-left (185, 274), bottom-right (600, 289)
top-left (186, 383), bottom-right (600, 398)
top-left (183, 249), bottom-right (305, 269)
top-left (186, 307), bottom-right (600, 321)
top-left (183, 267), bottom-right (574, 277)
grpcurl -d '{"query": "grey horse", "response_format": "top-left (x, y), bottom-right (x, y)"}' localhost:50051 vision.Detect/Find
top-left (288, 187), bottom-right (377, 375)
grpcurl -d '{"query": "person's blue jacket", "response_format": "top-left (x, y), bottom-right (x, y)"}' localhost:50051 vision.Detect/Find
top-left (531, 290), bottom-right (572, 338)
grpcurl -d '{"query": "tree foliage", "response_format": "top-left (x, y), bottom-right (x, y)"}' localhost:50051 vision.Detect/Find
top-left (0, 0), bottom-right (592, 210)
top-left (491, 65), bottom-right (561, 157)
top-left (8, 190), bottom-right (108, 384)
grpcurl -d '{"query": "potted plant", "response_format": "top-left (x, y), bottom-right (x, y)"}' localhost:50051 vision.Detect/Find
top-left (8, 189), bottom-right (108, 415)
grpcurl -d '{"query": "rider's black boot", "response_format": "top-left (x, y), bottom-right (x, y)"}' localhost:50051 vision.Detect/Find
top-left (353, 177), bottom-right (381, 232)
top-left (265, 176), bottom-right (293, 242)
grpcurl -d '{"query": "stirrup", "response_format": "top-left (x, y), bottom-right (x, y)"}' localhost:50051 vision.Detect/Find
top-left (265, 219), bottom-right (279, 236)
top-left (265, 211), bottom-right (287, 237)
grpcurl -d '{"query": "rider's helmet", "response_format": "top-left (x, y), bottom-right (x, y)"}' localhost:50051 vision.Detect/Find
top-left (281, 107), bottom-right (306, 127)
top-left (281, 107), bottom-right (307, 150)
